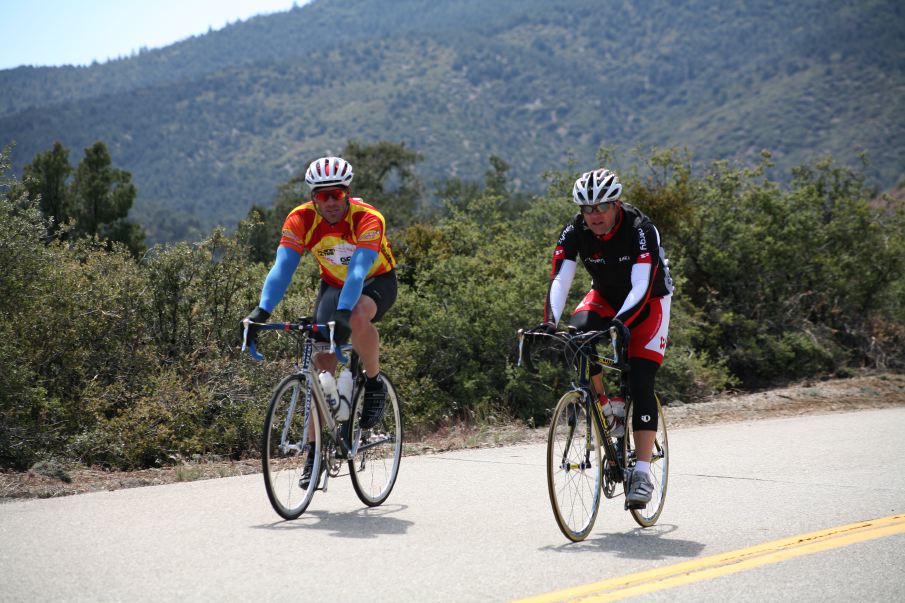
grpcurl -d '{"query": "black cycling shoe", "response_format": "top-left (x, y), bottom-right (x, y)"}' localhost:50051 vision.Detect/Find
top-left (360, 377), bottom-right (387, 429)
top-left (298, 444), bottom-right (318, 489)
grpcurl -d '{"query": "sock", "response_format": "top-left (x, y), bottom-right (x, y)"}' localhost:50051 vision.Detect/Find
top-left (634, 460), bottom-right (651, 476)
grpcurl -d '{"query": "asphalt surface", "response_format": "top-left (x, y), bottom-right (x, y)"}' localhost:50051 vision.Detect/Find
top-left (2, 407), bottom-right (903, 602)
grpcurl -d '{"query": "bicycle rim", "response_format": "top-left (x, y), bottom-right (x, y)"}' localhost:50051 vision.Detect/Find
top-left (547, 390), bottom-right (602, 542)
top-left (262, 374), bottom-right (320, 520)
top-left (624, 396), bottom-right (669, 527)
top-left (347, 373), bottom-right (402, 506)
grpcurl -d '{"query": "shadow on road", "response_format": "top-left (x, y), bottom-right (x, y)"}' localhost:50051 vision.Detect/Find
top-left (252, 504), bottom-right (414, 538)
top-left (540, 523), bottom-right (706, 561)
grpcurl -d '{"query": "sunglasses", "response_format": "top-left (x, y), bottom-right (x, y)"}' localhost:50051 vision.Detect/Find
top-left (312, 188), bottom-right (348, 203)
top-left (580, 202), bottom-right (615, 214)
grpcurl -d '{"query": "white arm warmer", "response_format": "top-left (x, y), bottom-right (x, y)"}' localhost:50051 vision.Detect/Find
top-left (615, 262), bottom-right (652, 319)
top-left (549, 259), bottom-right (577, 324)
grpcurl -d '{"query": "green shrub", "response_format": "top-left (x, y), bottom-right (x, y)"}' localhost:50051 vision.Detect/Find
top-left (2, 144), bottom-right (903, 471)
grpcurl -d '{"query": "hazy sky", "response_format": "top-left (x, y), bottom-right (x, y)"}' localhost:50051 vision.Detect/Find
top-left (1, 0), bottom-right (307, 70)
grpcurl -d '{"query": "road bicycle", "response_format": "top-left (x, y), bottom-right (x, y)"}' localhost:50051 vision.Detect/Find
top-left (243, 317), bottom-right (402, 520)
top-left (518, 325), bottom-right (669, 541)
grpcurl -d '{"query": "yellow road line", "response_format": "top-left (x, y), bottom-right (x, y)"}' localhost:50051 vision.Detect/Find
top-left (515, 514), bottom-right (905, 603)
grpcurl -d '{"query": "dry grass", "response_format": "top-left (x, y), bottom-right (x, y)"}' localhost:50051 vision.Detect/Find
top-left (3, 371), bottom-right (904, 502)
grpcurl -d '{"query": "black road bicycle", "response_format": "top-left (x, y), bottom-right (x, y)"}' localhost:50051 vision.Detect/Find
top-left (518, 325), bottom-right (669, 541)
top-left (243, 318), bottom-right (402, 520)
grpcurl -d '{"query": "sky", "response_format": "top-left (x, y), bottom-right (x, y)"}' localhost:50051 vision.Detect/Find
top-left (1, 0), bottom-right (307, 70)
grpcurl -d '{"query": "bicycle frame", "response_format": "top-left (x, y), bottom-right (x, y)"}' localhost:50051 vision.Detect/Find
top-left (294, 335), bottom-right (367, 464)
top-left (521, 324), bottom-right (669, 537)
top-left (245, 320), bottom-right (361, 463)
top-left (561, 330), bottom-right (625, 481)
top-left (519, 326), bottom-right (631, 476)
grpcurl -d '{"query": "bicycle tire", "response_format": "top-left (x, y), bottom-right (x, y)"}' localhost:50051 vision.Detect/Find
top-left (547, 389), bottom-right (603, 542)
top-left (623, 395), bottom-right (669, 527)
top-left (347, 373), bottom-right (403, 507)
top-left (262, 374), bottom-right (321, 520)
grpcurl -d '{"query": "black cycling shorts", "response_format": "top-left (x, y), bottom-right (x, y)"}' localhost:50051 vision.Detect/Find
top-left (314, 270), bottom-right (398, 325)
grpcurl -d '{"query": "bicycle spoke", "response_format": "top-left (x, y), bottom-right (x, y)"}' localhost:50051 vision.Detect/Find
top-left (625, 397), bottom-right (669, 527)
top-left (547, 391), bottom-right (602, 542)
top-left (263, 375), bottom-right (319, 520)
top-left (348, 374), bottom-right (403, 507)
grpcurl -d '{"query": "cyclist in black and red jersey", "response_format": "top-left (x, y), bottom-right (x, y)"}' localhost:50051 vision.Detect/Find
top-left (538, 168), bottom-right (674, 507)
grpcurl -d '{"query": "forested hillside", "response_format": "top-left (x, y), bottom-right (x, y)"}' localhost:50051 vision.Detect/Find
top-left (2, 0), bottom-right (903, 243)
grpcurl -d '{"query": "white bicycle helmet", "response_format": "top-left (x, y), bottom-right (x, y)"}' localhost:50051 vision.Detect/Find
top-left (572, 168), bottom-right (622, 205)
top-left (305, 156), bottom-right (354, 189)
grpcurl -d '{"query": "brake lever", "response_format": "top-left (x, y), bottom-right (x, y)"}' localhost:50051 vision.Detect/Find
top-left (328, 320), bottom-right (350, 364)
top-left (517, 329), bottom-right (539, 374)
top-left (242, 319), bottom-right (265, 361)
top-left (241, 319), bottom-right (250, 352)
top-left (610, 324), bottom-right (631, 371)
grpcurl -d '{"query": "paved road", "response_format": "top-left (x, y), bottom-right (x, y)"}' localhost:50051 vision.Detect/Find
top-left (2, 408), bottom-right (904, 602)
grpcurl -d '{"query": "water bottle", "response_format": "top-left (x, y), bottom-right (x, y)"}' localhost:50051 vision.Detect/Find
top-left (336, 368), bottom-right (353, 422)
top-left (609, 396), bottom-right (626, 420)
top-left (318, 371), bottom-right (342, 419)
top-left (598, 393), bottom-right (612, 421)
top-left (599, 394), bottom-right (626, 436)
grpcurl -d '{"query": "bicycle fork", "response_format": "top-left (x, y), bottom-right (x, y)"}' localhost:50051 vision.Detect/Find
top-left (559, 400), bottom-right (595, 472)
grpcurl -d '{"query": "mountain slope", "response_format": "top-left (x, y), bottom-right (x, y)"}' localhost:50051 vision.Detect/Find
top-left (2, 0), bottom-right (903, 242)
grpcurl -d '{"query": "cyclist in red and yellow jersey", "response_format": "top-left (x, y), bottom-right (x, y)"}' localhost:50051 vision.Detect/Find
top-left (243, 156), bottom-right (397, 446)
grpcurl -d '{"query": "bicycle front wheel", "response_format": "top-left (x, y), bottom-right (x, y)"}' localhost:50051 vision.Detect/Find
top-left (262, 374), bottom-right (321, 520)
top-left (347, 373), bottom-right (402, 506)
top-left (547, 390), bottom-right (603, 542)
top-left (623, 395), bottom-right (669, 527)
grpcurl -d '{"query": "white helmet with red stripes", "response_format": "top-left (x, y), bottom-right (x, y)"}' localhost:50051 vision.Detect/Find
top-left (572, 168), bottom-right (622, 205)
top-left (305, 156), bottom-right (354, 189)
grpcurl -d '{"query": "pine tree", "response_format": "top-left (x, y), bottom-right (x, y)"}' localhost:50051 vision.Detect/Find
top-left (70, 141), bottom-right (146, 255)
top-left (22, 141), bottom-right (72, 238)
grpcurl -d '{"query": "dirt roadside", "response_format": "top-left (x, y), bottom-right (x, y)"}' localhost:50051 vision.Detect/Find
top-left (2, 372), bottom-right (904, 501)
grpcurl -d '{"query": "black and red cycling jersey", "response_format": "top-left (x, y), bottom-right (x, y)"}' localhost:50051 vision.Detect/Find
top-left (543, 203), bottom-right (673, 327)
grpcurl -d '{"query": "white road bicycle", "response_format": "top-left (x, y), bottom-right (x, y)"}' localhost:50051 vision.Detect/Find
top-left (243, 317), bottom-right (403, 520)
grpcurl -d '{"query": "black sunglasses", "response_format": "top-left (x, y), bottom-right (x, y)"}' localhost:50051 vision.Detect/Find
top-left (580, 203), bottom-right (615, 214)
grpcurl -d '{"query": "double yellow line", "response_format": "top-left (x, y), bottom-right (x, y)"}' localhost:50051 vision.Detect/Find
top-left (515, 514), bottom-right (905, 602)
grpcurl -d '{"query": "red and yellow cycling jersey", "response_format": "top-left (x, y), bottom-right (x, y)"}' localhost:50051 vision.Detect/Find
top-left (278, 198), bottom-right (396, 288)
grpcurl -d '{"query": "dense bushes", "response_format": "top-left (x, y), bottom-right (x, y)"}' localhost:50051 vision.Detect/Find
top-left (668, 154), bottom-right (904, 385)
top-left (2, 146), bottom-right (903, 471)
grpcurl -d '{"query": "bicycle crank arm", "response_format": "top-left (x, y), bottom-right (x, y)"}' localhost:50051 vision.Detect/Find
top-left (356, 436), bottom-right (396, 453)
top-left (317, 468), bottom-right (330, 493)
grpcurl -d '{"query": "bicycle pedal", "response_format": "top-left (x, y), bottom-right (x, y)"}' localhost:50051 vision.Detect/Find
top-left (624, 492), bottom-right (648, 509)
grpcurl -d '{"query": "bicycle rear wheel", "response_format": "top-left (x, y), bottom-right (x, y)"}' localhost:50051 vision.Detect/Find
top-left (547, 390), bottom-right (603, 542)
top-left (347, 373), bottom-right (402, 506)
top-left (623, 395), bottom-right (669, 527)
top-left (262, 374), bottom-right (321, 520)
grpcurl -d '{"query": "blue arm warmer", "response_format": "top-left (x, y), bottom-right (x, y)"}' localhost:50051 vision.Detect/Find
top-left (337, 248), bottom-right (378, 310)
top-left (259, 246), bottom-right (302, 312)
